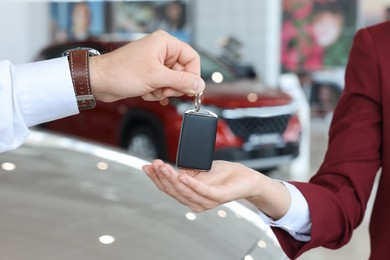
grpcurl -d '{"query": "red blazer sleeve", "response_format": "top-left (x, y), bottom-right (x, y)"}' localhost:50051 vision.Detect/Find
top-left (273, 26), bottom-right (383, 259)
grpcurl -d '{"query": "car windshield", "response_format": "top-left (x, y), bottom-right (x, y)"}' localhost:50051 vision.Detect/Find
top-left (199, 52), bottom-right (238, 83)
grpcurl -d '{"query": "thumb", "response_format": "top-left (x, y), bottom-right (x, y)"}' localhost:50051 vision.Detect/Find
top-left (160, 68), bottom-right (205, 95)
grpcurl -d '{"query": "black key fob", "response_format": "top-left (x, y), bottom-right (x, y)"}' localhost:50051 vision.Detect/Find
top-left (176, 109), bottom-right (218, 171)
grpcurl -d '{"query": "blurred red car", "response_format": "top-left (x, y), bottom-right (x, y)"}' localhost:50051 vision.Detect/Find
top-left (36, 39), bottom-right (301, 171)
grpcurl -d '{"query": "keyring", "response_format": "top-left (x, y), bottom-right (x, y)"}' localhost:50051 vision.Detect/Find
top-left (194, 92), bottom-right (203, 112)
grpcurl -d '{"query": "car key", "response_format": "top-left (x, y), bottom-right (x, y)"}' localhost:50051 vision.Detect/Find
top-left (176, 93), bottom-right (218, 171)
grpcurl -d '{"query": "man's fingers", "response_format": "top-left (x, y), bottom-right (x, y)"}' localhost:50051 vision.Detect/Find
top-left (162, 32), bottom-right (201, 76)
top-left (159, 68), bottom-right (205, 95)
top-left (141, 88), bottom-right (186, 101)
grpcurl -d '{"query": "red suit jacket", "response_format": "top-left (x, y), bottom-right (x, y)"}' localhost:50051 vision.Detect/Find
top-left (274, 21), bottom-right (390, 259)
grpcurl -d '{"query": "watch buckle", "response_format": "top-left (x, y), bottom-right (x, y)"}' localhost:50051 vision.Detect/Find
top-left (77, 95), bottom-right (96, 110)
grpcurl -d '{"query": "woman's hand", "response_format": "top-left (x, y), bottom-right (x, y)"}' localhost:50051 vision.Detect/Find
top-left (142, 159), bottom-right (291, 219)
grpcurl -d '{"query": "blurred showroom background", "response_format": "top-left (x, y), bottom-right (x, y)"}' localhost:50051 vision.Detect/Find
top-left (1, 0), bottom-right (390, 259)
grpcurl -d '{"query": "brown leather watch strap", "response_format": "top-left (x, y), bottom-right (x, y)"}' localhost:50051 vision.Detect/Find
top-left (68, 49), bottom-right (96, 110)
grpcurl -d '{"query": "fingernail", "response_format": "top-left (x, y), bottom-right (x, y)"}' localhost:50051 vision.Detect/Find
top-left (193, 78), bottom-right (205, 93)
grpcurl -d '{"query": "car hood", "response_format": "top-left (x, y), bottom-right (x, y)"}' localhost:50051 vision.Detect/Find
top-left (202, 79), bottom-right (293, 109)
top-left (0, 130), bottom-right (286, 260)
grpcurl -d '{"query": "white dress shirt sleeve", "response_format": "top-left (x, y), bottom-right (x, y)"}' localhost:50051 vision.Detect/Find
top-left (0, 57), bottom-right (79, 153)
top-left (258, 181), bottom-right (312, 242)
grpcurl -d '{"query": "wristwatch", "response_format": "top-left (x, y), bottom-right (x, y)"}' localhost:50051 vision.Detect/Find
top-left (62, 47), bottom-right (101, 110)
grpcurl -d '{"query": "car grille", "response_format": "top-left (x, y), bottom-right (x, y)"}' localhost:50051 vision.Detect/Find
top-left (224, 114), bottom-right (291, 141)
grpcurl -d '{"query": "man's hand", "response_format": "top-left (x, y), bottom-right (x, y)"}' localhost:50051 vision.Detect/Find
top-left (89, 30), bottom-right (205, 102)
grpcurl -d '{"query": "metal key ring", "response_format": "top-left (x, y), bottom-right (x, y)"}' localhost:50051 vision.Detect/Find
top-left (194, 92), bottom-right (202, 112)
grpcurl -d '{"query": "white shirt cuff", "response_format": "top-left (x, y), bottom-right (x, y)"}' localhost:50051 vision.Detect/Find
top-left (258, 181), bottom-right (312, 242)
top-left (14, 57), bottom-right (79, 127)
